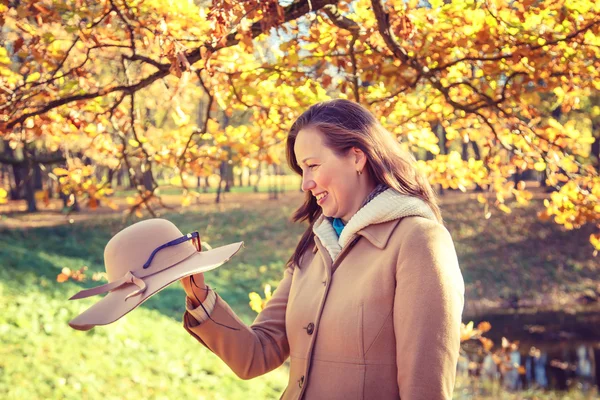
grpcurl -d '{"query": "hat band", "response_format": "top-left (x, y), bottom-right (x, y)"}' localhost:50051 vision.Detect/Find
top-left (69, 248), bottom-right (196, 300)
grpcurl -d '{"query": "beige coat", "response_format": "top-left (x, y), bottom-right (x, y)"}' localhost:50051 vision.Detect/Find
top-left (183, 213), bottom-right (464, 399)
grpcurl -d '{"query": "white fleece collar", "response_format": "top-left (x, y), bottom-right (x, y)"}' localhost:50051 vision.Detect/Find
top-left (313, 188), bottom-right (437, 261)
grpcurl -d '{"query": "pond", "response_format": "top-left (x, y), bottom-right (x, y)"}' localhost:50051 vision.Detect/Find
top-left (460, 309), bottom-right (600, 393)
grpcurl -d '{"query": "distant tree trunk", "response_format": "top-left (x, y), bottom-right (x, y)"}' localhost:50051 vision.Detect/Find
top-left (592, 120), bottom-right (599, 174)
top-left (224, 160), bottom-right (233, 193)
top-left (540, 169), bottom-right (548, 189)
top-left (24, 164), bottom-right (37, 212)
top-left (116, 166), bottom-right (124, 188)
top-left (277, 165), bottom-right (283, 194)
top-left (142, 167), bottom-right (153, 191)
top-left (22, 151), bottom-right (37, 212)
top-left (513, 170), bottom-right (521, 185)
top-left (204, 176), bottom-right (209, 193)
top-left (33, 162), bottom-right (43, 191)
top-left (236, 168), bottom-right (243, 188)
top-left (1, 164), bottom-right (9, 189)
top-left (10, 162), bottom-right (26, 200)
top-left (8, 146), bottom-right (37, 211)
top-left (128, 171), bottom-right (135, 189)
top-left (268, 164), bottom-right (279, 200)
top-left (215, 161), bottom-right (227, 203)
top-left (254, 164), bottom-right (262, 193)
top-left (472, 141), bottom-right (481, 159)
top-left (95, 165), bottom-right (104, 181)
top-left (244, 168), bottom-right (251, 187)
top-left (433, 122), bottom-right (447, 196)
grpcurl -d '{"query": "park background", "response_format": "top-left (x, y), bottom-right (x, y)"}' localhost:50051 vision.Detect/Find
top-left (1, 0), bottom-right (599, 399)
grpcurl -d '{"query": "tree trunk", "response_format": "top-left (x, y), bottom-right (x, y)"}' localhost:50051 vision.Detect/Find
top-left (142, 167), bottom-right (154, 191)
top-left (33, 162), bottom-right (43, 190)
top-left (116, 166), bottom-right (124, 188)
top-left (434, 122), bottom-right (447, 196)
top-left (254, 164), bottom-right (262, 193)
top-left (592, 120), bottom-right (599, 174)
top-left (215, 161), bottom-right (227, 203)
top-left (10, 159), bottom-right (27, 200)
top-left (1, 163), bottom-right (8, 189)
top-left (21, 152), bottom-right (37, 212)
top-left (24, 163), bottom-right (37, 212)
top-left (237, 170), bottom-right (243, 188)
top-left (46, 175), bottom-right (55, 199)
top-left (268, 164), bottom-right (279, 200)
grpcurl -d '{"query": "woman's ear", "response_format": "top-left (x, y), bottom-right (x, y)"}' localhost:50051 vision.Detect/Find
top-left (352, 147), bottom-right (367, 171)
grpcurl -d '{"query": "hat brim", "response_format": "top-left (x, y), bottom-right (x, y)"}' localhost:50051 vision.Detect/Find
top-left (68, 241), bottom-right (243, 331)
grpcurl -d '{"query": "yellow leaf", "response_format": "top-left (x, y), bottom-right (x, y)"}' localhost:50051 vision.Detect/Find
top-left (430, 103), bottom-right (443, 113)
top-left (590, 233), bottom-right (600, 251)
top-left (26, 71), bottom-right (40, 82)
top-left (170, 176), bottom-right (182, 186)
top-left (477, 321), bottom-right (492, 333)
top-left (206, 119), bottom-right (220, 134)
top-left (128, 139), bottom-right (139, 148)
top-left (248, 292), bottom-right (263, 313)
top-left (53, 167), bottom-right (69, 176)
top-left (499, 204), bottom-right (512, 214)
top-left (534, 161), bottom-right (546, 172)
top-left (0, 187), bottom-right (7, 204)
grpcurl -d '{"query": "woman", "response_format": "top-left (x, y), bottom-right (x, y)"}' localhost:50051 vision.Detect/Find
top-left (180, 99), bottom-right (465, 399)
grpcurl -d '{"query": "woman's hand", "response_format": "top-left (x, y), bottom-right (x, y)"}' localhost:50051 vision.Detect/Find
top-left (180, 272), bottom-right (207, 307)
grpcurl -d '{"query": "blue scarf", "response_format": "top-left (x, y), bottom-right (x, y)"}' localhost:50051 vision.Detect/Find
top-left (332, 218), bottom-right (345, 237)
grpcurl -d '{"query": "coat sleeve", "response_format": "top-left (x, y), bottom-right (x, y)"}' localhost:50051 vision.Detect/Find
top-left (182, 265), bottom-right (294, 380)
top-left (393, 219), bottom-right (465, 400)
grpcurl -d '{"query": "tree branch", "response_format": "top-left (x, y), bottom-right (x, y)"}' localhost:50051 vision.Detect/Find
top-left (322, 4), bottom-right (361, 102)
top-left (4, 0), bottom-right (337, 131)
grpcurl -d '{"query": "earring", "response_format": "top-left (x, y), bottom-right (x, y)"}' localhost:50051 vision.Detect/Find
top-left (357, 170), bottom-right (362, 176)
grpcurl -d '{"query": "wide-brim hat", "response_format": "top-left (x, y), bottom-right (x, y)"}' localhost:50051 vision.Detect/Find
top-left (68, 218), bottom-right (243, 331)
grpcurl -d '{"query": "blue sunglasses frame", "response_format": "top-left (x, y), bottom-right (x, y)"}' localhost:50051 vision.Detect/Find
top-left (142, 231), bottom-right (201, 269)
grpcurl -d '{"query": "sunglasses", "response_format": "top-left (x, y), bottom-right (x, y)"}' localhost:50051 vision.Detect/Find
top-left (143, 231), bottom-right (201, 270)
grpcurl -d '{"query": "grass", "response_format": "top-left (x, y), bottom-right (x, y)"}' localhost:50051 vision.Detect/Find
top-left (453, 375), bottom-right (598, 400)
top-left (0, 201), bottom-right (301, 399)
top-left (0, 190), bottom-right (597, 399)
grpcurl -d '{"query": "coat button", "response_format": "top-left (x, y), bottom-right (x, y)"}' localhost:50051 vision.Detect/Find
top-left (298, 375), bottom-right (305, 388)
top-left (306, 322), bottom-right (315, 335)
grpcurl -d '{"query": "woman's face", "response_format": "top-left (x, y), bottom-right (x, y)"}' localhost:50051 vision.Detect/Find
top-left (294, 127), bottom-right (369, 223)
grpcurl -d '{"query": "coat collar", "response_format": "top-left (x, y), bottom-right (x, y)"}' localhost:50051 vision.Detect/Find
top-left (355, 218), bottom-right (403, 249)
top-left (311, 218), bottom-right (401, 254)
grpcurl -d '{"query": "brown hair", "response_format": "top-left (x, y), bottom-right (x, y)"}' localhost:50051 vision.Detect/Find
top-left (286, 99), bottom-right (443, 269)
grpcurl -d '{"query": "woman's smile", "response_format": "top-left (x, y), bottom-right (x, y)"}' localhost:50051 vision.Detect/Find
top-left (316, 191), bottom-right (329, 205)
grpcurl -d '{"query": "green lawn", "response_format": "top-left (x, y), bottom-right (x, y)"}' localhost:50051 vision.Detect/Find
top-left (0, 192), bottom-right (597, 399)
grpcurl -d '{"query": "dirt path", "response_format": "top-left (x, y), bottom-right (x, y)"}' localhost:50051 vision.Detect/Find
top-left (0, 191), bottom-right (306, 229)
